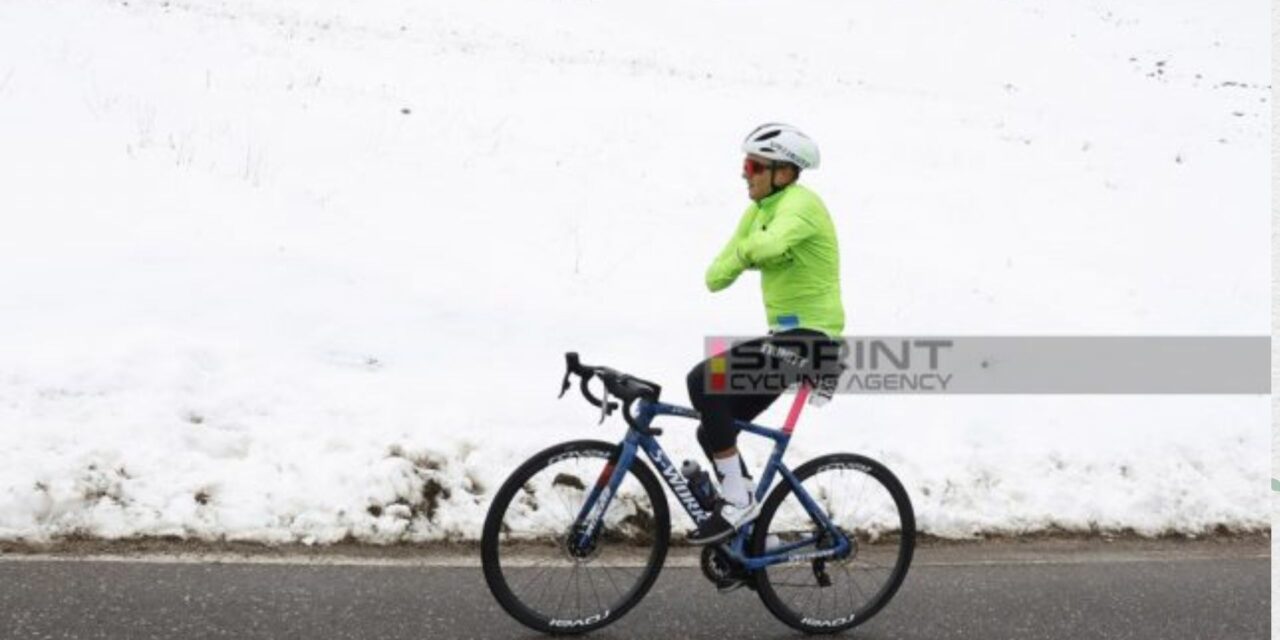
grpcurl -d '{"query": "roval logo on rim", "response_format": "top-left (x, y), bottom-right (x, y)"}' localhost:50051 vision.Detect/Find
top-left (549, 610), bottom-right (611, 628)
top-left (801, 614), bottom-right (855, 627)
top-left (817, 462), bottom-right (871, 474)
top-left (550, 449), bottom-right (609, 465)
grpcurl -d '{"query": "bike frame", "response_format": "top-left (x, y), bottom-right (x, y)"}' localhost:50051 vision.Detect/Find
top-left (571, 385), bottom-right (851, 571)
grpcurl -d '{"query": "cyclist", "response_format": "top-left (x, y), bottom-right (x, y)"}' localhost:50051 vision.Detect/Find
top-left (686, 123), bottom-right (845, 545)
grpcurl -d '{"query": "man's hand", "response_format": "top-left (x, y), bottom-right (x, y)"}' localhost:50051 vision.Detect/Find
top-left (756, 249), bottom-right (795, 269)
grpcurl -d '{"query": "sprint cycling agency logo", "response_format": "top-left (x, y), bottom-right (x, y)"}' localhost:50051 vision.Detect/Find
top-left (704, 335), bottom-right (948, 395)
top-left (702, 336), bottom-right (1269, 396)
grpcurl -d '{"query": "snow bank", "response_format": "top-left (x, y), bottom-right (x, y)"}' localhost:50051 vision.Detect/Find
top-left (0, 0), bottom-right (1268, 542)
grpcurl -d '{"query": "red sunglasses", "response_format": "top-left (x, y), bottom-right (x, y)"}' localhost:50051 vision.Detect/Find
top-left (743, 158), bottom-right (774, 176)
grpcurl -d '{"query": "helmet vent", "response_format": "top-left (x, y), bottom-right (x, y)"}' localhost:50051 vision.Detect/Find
top-left (741, 122), bottom-right (819, 170)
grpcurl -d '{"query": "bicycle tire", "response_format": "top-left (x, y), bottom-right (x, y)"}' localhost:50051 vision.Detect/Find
top-left (750, 453), bottom-right (915, 634)
top-left (481, 439), bottom-right (670, 635)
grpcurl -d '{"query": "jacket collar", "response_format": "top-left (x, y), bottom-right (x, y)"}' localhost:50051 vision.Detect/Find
top-left (755, 182), bottom-right (796, 208)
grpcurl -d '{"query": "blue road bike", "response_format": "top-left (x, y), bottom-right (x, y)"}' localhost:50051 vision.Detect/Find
top-left (481, 353), bottom-right (914, 635)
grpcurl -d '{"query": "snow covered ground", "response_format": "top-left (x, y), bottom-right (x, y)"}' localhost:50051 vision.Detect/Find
top-left (0, 0), bottom-right (1269, 543)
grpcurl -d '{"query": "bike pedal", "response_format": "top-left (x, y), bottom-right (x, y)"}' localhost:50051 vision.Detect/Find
top-left (813, 560), bottom-right (832, 588)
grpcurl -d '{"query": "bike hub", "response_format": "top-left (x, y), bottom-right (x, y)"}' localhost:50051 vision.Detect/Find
top-left (563, 526), bottom-right (600, 561)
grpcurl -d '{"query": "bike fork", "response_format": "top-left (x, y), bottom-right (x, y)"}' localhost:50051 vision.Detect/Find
top-left (570, 436), bottom-right (641, 552)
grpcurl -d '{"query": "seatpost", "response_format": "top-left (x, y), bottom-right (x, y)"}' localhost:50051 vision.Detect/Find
top-left (781, 384), bottom-right (812, 435)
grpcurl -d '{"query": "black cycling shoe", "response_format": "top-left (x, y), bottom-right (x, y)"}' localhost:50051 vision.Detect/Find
top-left (687, 499), bottom-right (760, 546)
top-left (717, 577), bottom-right (748, 594)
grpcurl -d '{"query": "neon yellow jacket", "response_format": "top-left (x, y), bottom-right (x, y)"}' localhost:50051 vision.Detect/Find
top-left (705, 184), bottom-right (845, 337)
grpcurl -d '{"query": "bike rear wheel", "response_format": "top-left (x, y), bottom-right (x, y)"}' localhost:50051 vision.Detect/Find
top-left (750, 453), bottom-right (915, 634)
top-left (481, 439), bottom-right (670, 634)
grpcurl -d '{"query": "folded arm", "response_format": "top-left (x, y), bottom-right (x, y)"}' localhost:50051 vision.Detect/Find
top-left (737, 205), bottom-right (818, 265)
top-left (705, 208), bottom-right (757, 292)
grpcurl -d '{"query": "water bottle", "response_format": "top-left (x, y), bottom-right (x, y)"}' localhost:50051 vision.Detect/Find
top-left (680, 460), bottom-right (719, 512)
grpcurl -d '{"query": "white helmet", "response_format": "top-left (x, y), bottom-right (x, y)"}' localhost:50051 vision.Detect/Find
top-left (741, 123), bottom-right (820, 170)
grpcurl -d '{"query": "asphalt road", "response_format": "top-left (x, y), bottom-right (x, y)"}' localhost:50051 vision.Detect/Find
top-left (0, 539), bottom-right (1268, 639)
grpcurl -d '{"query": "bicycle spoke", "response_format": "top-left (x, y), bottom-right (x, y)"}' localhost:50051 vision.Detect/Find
top-left (584, 563), bottom-right (605, 615)
top-left (574, 563), bottom-right (583, 619)
top-left (842, 561), bottom-right (867, 612)
top-left (554, 483), bottom-right (579, 523)
top-left (514, 562), bottom-right (554, 597)
top-left (551, 565), bottom-right (571, 618)
top-left (598, 560), bottom-right (625, 601)
top-left (600, 562), bottom-right (640, 588)
top-left (534, 569), bottom-right (561, 612)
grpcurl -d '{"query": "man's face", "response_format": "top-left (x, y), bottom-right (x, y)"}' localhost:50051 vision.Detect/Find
top-left (743, 155), bottom-right (794, 201)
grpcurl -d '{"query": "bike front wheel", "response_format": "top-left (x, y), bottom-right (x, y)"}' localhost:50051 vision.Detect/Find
top-left (481, 439), bottom-right (670, 635)
top-left (750, 453), bottom-right (915, 634)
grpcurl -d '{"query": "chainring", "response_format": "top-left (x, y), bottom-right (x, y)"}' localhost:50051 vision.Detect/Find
top-left (700, 545), bottom-right (734, 583)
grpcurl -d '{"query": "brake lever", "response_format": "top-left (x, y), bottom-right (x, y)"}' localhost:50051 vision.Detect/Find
top-left (558, 369), bottom-right (572, 398)
top-left (598, 386), bottom-right (611, 424)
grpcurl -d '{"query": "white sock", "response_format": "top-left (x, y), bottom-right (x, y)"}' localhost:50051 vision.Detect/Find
top-left (714, 454), bottom-right (751, 507)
